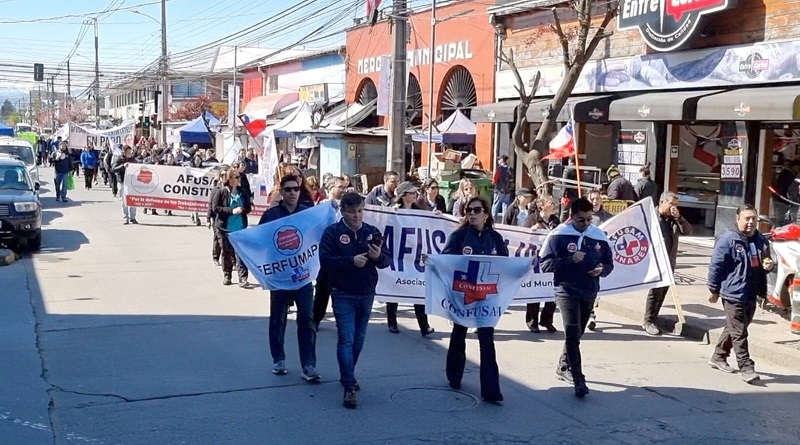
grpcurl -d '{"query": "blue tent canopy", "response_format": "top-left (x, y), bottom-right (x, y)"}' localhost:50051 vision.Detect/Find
top-left (178, 112), bottom-right (220, 145)
top-left (0, 123), bottom-right (14, 137)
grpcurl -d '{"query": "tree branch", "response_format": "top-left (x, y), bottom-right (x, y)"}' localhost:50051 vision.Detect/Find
top-left (501, 49), bottom-right (531, 100)
top-left (584, 3), bottom-right (618, 60)
top-left (550, 8), bottom-right (571, 71)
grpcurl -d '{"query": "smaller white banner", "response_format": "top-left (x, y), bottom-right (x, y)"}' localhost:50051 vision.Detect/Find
top-left (68, 121), bottom-right (135, 148)
top-left (425, 255), bottom-right (533, 328)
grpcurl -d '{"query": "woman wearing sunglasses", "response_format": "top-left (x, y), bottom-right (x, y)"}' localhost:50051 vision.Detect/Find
top-left (441, 196), bottom-right (508, 403)
top-left (386, 181), bottom-right (435, 336)
top-left (211, 168), bottom-right (251, 286)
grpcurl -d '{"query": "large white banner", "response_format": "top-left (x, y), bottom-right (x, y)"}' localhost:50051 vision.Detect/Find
top-left (363, 197), bottom-right (673, 304)
top-left (123, 164), bottom-right (271, 213)
top-left (425, 255), bottom-right (533, 328)
top-left (68, 121), bottom-right (135, 148)
top-left (230, 204), bottom-right (336, 291)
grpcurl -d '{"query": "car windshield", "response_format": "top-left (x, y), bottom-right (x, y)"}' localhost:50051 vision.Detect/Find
top-left (0, 166), bottom-right (32, 190)
top-left (0, 145), bottom-right (35, 165)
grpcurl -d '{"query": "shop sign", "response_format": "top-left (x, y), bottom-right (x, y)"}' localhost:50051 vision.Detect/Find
top-left (617, 129), bottom-right (648, 183)
top-left (739, 52), bottom-right (770, 79)
top-left (618, 0), bottom-right (736, 52)
top-left (638, 105), bottom-right (651, 117)
top-left (720, 137), bottom-right (745, 181)
top-left (298, 84), bottom-right (328, 104)
top-left (588, 108), bottom-right (604, 120)
top-left (356, 40), bottom-right (473, 74)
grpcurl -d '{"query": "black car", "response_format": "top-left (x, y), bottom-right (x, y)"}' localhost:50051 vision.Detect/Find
top-left (0, 157), bottom-right (41, 250)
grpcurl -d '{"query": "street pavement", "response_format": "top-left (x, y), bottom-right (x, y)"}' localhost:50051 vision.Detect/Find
top-left (2, 168), bottom-right (800, 445)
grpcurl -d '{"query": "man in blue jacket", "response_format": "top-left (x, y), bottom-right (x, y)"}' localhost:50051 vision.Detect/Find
top-left (707, 204), bottom-right (772, 384)
top-left (258, 175), bottom-right (319, 382)
top-left (319, 192), bottom-right (390, 409)
top-left (539, 197), bottom-right (613, 398)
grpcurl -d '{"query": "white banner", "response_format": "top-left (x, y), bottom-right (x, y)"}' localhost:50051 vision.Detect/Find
top-left (230, 204), bottom-right (337, 291)
top-left (425, 255), bottom-right (533, 328)
top-left (363, 197), bottom-right (673, 304)
top-left (123, 164), bottom-right (270, 213)
top-left (68, 121), bottom-right (135, 148)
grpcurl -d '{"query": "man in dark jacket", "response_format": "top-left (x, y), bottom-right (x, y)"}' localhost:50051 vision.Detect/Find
top-left (642, 192), bottom-right (693, 335)
top-left (634, 165), bottom-right (659, 204)
top-left (320, 192), bottom-right (391, 409)
top-left (539, 197), bottom-right (613, 398)
top-left (364, 171), bottom-right (399, 207)
top-left (50, 144), bottom-right (73, 202)
top-left (258, 174), bottom-right (319, 381)
top-left (707, 204), bottom-right (772, 384)
top-left (606, 165), bottom-right (637, 201)
top-left (113, 145), bottom-right (139, 224)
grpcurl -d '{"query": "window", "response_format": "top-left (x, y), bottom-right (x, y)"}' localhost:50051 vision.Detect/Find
top-left (268, 75), bottom-right (278, 93)
top-left (171, 80), bottom-right (206, 98)
top-left (220, 81), bottom-right (242, 100)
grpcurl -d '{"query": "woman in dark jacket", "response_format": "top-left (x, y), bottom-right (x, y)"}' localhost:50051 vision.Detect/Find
top-left (385, 181), bottom-right (435, 336)
top-left (416, 178), bottom-right (447, 212)
top-left (526, 195), bottom-right (560, 333)
top-left (211, 168), bottom-right (251, 286)
top-left (439, 196), bottom-right (507, 403)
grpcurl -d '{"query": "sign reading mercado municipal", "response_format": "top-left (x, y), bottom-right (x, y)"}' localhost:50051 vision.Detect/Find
top-left (617, 0), bottom-right (736, 52)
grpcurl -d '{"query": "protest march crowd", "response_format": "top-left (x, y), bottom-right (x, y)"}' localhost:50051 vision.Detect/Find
top-left (46, 137), bottom-right (774, 409)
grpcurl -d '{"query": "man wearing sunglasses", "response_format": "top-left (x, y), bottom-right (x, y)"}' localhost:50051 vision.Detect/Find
top-left (257, 175), bottom-right (320, 383)
top-left (539, 197), bottom-right (613, 398)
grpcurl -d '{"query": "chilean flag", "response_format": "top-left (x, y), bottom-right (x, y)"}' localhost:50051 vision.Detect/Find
top-left (542, 120), bottom-right (576, 160)
top-left (238, 114), bottom-right (267, 138)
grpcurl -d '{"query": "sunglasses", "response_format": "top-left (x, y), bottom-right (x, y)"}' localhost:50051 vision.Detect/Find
top-left (466, 206), bottom-right (485, 215)
top-left (282, 186), bottom-right (301, 193)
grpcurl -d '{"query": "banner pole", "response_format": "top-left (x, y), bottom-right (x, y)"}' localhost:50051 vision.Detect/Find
top-left (571, 120), bottom-right (582, 198)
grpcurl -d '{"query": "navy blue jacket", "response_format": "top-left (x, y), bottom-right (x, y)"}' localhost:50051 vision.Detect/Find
top-left (708, 230), bottom-right (769, 302)
top-left (442, 226), bottom-right (509, 257)
top-left (319, 220), bottom-right (391, 296)
top-left (52, 152), bottom-right (73, 174)
top-left (539, 223), bottom-right (614, 301)
top-left (258, 202), bottom-right (309, 225)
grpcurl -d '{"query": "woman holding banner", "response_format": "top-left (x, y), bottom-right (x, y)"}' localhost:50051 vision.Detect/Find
top-left (440, 196), bottom-right (507, 403)
top-left (385, 182), bottom-right (435, 337)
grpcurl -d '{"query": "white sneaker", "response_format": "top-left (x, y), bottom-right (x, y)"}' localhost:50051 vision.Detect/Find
top-left (302, 366), bottom-right (321, 382)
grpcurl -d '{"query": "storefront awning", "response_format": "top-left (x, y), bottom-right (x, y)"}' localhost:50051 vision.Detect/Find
top-left (609, 90), bottom-right (723, 121)
top-left (470, 100), bottom-right (518, 123)
top-left (695, 86), bottom-right (800, 121)
top-left (527, 95), bottom-right (612, 123)
top-left (242, 93), bottom-right (300, 120)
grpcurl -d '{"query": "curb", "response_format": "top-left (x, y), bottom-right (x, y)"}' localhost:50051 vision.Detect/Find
top-left (0, 248), bottom-right (16, 266)
top-left (599, 299), bottom-right (800, 371)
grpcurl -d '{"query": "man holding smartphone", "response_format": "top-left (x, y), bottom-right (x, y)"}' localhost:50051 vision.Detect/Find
top-left (539, 197), bottom-right (614, 398)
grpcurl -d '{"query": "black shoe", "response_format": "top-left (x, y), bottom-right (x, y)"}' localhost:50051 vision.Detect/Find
top-left (143, 208), bottom-right (148, 215)
top-left (223, 275), bottom-right (232, 286)
top-left (448, 380), bottom-right (461, 390)
top-left (353, 382), bottom-right (360, 391)
top-left (574, 381), bottom-right (589, 398)
top-left (388, 325), bottom-right (399, 334)
top-left (343, 387), bottom-right (357, 409)
top-left (167, 210), bottom-right (173, 216)
top-left (482, 393), bottom-right (504, 403)
top-left (540, 323), bottom-right (557, 333)
top-left (421, 326), bottom-right (435, 337)
top-left (528, 324), bottom-right (540, 333)
top-left (123, 220), bottom-right (129, 225)
top-left (130, 219), bottom-right (138, 225)
top-left (556, 366), bottom-right (574, 384)
top-left (239, 281), bottom-right (248, 288)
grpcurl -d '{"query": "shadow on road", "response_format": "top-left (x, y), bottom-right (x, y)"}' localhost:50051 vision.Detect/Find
top-left (36, 229), bottom-right (89, 254)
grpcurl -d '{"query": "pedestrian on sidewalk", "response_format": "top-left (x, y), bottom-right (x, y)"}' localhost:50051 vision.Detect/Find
top-left (320, 192), bottom-right (391, 409)
top-left (539, 197), bottom-right (613, 398)
top-left (707, 204), bottom-right (773, 384)
top-left (258, 174), bottom-right (319, 382)
top-left (642, 192), bottom-right (693, 335)
top-left (438, 196), bottom-right (508, 404)
top-left (211, 168), bottom-right (250, 286)
top-left (114, 146), bottom-right (139, 224)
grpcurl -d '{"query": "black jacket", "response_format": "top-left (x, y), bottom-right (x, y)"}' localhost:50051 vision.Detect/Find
top-left (364, 185), bottom-right (395, 207)
top-left (239, 173), bottom-right (253, 207)
top-left (442, 226), bottom-right (509, 257)
top-left (319, 220), bottom-right (391, 296)
top-left (258, 201), bottom-right (309, 225)
top-left (607, 176), bottom-right (637, 201)
top-left (112, 156), bottom-right (137, 181)
top-left (539, 223), bottom-right (614, 301)
top-left (211, 186), bottom-right (252, 230)
top-left (51, 151), bottom-right (73, 174)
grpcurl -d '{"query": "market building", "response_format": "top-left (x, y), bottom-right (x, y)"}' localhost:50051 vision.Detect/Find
top-left (478, 0), bottom-right (800, 237)
top-left (343, 0), bottom-right (498, 179)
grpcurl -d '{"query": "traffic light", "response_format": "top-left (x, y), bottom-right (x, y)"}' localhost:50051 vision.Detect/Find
top-left (138, 101), bottom-right (145, 112)
top-left (143, 116), bottom-right (151, 128)
top-left (151, 114), bottom-right (159, 130)
top-left (137, 116), bottom-right (143, 128)
top-left (33, 63), bottom-right (44, 82)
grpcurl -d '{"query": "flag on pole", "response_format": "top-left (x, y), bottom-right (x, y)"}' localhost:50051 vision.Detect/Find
top-left (238, 114), bottom-right (267, 138)
top-left (221, 139), bottom-right (242, 165)
top-left (542, 120), bottom-right (575, 160)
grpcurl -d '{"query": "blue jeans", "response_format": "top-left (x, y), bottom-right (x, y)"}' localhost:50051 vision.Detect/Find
top-left (491, 190), bottom-right (510, 219)
top-left (269, 284), bottom-right (316, 368)
top-left (54, 173), bottom-right (68, 199)
top-left (331, 292), bottom-right (374, 388)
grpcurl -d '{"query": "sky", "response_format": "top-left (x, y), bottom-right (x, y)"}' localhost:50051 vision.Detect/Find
top-left (0, 0), bottom-right (366, 103)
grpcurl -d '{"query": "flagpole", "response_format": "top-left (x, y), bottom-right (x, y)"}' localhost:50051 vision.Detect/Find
top-left (570, 118), bottom-right (582, 198)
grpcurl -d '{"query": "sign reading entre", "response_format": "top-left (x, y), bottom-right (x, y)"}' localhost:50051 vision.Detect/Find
top-left (617, 0), bottom-right (735, 52)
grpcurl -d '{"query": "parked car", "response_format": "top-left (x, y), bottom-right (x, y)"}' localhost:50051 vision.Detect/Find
top-left (0, 137), bottom-right (40, 189)
top-left (0, 157), bottom-right (41, 251)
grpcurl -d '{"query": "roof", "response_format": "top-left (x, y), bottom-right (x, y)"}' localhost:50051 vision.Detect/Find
top-left (238, 45), bottom-right (346, 71)
top-left (0, 137), bottom-right (33, 148)
top-left (0, 156), bottom-right (26, 167)
top-left (487, 0), bottom-right (565, 17)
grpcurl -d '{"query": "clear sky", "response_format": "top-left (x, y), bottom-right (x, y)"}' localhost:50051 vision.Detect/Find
top-left (0, 0), bottom-right (362, 101)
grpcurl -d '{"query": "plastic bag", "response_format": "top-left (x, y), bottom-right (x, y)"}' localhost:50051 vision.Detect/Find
top-left (66, 172), bottom-right (75, 191)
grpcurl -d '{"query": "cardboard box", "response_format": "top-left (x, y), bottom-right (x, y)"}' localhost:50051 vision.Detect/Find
top-left (430, 157), bottom-right (460, 172)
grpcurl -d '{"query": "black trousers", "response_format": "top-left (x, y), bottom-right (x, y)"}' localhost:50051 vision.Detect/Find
top-left (110, 174), bottom-right (119, 196)
top-left (312, 267), bottom-right (331, 325)
top-left (526, 302), bottom-right (556, 328)
top-left (83, 168), bottom-right (95, 189)
top-left (386, 303), bottom-right (429, 332)
top-left (557, 296), bottom-right (596, 381)
top-left (446, 325), bottom-right (501, 399)
top-left (644, 286), bottom-right (670, 323)
top-left (216, 228), bottom-right (248, 282)
top-left (713, 298), bottom-right (757, 371)
top-left (211, 225), bottom-right (221, 261)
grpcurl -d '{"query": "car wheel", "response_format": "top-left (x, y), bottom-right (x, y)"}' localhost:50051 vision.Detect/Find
top-left (28, 231), bottom-right (42, 251)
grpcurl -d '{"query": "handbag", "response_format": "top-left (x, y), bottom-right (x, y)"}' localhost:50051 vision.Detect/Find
top-left (66, 172), bottom-right (75, 191)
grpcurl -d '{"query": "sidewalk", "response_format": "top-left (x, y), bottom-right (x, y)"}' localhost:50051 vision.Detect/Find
top-left (598, 241), bottom-right (800, 370)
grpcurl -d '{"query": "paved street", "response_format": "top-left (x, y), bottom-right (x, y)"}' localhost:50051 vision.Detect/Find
top-left (2, 169), bottom-right (800, 445)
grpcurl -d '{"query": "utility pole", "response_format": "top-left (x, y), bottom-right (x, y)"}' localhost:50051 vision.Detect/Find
top-left (49, 75), bottom-right (55, 130)
top-left (425, 0), bottom-right (437, 171)
top-left (160, 0), bottom-right (168, 145)
top-left (66, 59), bottom-right (72, 98)
top-left (386, 0), bottom-right (408, 177)
top-left (90, 17), bottom-right (100, 129)
top-left (232, 45), bottom-right (238, 136)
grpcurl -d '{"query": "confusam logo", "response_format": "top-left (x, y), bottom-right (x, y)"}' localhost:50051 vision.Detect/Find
top-left (617, 0), bottom-right (734, 52)
top-left (273, 226), bottom-right (303, 255)
top-left (609, 226), bottom-right (650, 265)
top-left (452, 260), bottom-right (499, 305)
top-left (130, 167), bottom-right (159, 194)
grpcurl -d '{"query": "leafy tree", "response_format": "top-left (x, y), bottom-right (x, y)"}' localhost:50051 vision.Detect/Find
top-left (171, 94), bottom-right (214, 121)
top-left (1, 99), bottom-right (17, 121)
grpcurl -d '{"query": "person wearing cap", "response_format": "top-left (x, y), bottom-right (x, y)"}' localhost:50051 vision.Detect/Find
top-left (417, 178), bottom-right (447, 213)
top-left (492, 155), bottom-right (513, 219)
top-left (502, 188), bottom-right (538, 227)
top-left (606, 165), bottom-right (637, 201)
top-left (386, 181), bottom-right (435, 336)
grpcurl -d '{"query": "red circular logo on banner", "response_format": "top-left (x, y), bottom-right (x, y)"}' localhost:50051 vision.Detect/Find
top-left (609, 226), bottom-right (650, 265)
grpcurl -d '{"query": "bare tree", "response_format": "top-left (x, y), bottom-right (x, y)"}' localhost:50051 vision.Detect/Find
top-left (503, 1), bottom-right (618, 190)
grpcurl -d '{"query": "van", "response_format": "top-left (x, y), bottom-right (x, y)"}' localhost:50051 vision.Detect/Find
top-left (0, 138), bottom-right (39, 188)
